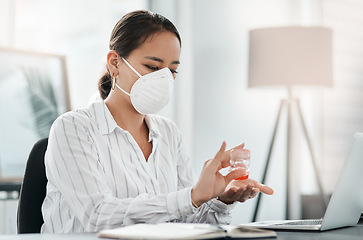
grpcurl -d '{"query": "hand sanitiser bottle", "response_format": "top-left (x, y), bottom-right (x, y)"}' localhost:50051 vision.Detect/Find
top-left (230, 148), bottom-right (250, 180)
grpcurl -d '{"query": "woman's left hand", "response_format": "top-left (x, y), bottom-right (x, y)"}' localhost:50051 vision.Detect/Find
top-left (217, 179), bottom-right (274, 204)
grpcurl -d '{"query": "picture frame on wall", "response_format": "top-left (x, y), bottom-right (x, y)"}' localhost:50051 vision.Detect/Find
top-left (0, 48), bottom-right (70, 181)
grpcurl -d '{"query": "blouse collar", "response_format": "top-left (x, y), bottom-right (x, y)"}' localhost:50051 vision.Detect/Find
top-left (88, 99), bottom-right (160, 139)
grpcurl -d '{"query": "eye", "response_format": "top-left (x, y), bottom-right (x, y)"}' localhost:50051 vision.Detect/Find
top-left (170, 69), bottom-right (178, 74)
top-left (144, 65), bottom-right (159, 71)
top-left (144, 65), bottom-right (178, 74)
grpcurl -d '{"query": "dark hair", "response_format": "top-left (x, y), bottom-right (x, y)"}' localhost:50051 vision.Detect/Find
top-left (98, 10), bottom-right (181, 100)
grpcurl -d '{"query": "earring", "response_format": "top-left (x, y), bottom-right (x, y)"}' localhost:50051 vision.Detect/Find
top-left (111, 75), bottom-right (116, 90)
top-left (111, 74), bottom-right (118, 90)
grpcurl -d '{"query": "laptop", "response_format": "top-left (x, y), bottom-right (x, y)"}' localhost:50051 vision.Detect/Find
top-left (244, 132), bottom-right (363, 231)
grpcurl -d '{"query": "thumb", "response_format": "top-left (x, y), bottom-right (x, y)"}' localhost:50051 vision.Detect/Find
top-left (224, 168), bottom-right (247, 184)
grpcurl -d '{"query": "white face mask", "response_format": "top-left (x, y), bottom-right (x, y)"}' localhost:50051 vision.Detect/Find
top-left (113, 57), bottom-right (174, 115)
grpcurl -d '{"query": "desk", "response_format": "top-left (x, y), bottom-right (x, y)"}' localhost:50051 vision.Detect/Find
top-left (1, 225), bottom-right (363, 240)
top-left (276, 225), bottom-right (363, 240)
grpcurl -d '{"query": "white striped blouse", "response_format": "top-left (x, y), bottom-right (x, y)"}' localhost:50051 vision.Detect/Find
top-left (41, 99), bottom-right (234, 233)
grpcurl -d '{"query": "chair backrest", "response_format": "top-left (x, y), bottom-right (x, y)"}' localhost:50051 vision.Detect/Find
top-left (17, 138), bottom-right (48, 234)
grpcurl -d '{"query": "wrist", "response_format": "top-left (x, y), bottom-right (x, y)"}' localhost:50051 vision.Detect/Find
top-left (217, 196), bottom-right (234, 205)
top-left (191, 187), bottom-right (206, 208)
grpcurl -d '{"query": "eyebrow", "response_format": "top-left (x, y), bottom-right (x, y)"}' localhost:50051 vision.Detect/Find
top-left (144, 56), bottom-right (180, 65)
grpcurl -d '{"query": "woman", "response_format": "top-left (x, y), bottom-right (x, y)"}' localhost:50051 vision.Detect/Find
top-left (41, 10), bottom-right (273, 233)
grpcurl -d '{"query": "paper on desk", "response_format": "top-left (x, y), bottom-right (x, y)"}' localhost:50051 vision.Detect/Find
top-left (98, 223), bottom-right (276, 239)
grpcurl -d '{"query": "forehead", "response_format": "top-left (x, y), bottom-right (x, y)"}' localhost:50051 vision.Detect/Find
top-left (131, 31), bottom-right (181, 62)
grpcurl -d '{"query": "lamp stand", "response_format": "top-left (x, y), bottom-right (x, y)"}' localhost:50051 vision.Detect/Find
top-left (252, 91), bottom-right (327, 221)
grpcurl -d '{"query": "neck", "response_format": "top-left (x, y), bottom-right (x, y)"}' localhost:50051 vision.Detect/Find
top-left (104, 92), bottom-right (146, 133)
top-left (104, 90), bottom-right (152, 161)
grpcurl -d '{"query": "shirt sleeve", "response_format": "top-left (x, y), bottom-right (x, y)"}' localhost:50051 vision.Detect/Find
top-left (172, 123), bottom-right (236, 225)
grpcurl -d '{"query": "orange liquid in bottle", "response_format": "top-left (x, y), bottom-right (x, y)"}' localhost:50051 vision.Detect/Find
top-left (230, 148), bottom-right (250, 181)
top-left (235, 174), bottom-right (249, 180)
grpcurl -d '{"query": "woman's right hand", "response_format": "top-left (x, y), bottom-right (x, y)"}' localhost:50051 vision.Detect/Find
top-left (191, 142), bottom-right (246, 207)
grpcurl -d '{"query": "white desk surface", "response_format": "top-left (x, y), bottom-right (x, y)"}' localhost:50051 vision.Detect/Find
top-left (0, 233), bottom-right (99, 240)
top-left (1, 225), bottom-right (363, 240)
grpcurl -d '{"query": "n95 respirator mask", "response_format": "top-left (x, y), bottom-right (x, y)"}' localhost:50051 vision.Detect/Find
top-left (113, 57), bottom-right (174, 115)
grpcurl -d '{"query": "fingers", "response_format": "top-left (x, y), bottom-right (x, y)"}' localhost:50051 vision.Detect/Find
top-left (220, 185), bottom-right (260, 204)
top-left (259, 184), bottom-right (274, 195)
top-left (214, 141), bottom-right (227, 162)
top-left (253, 181), bottom-right (274, 195)
top-left (237, 187), bottom-right (260, 202)
top-left (239, 185), bottom-right (253, 202)
top-left (251, 188), bottom-right (260, 198)
top-left (210, 141), bottom-right (227, 170)
top-left (220, 142), bottom-right (245, 168)
top-left (229, 143), bottom-right (245, 151)
top-left (219, 186), bottom-right (238, 204)
top-left (248, 188), bottom-right (260, 201)
top-left (247, 179), bottom-right (274, 195)
top-left (224, 168), bottom-right (247, 184)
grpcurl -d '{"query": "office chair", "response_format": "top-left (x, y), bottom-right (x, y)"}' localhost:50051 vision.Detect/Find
top-left (17, 138), bottom-right (48, 233)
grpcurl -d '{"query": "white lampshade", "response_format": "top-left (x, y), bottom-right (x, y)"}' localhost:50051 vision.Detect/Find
top-left (248, 26), bottom-right (333, 88)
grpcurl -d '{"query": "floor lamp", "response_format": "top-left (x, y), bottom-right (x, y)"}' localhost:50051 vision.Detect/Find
top-left (248, 26), bottom-right (333, 221)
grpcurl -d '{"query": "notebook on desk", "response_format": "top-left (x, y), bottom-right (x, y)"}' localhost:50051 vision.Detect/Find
top-left (244, 132), bottom-right (363, 231)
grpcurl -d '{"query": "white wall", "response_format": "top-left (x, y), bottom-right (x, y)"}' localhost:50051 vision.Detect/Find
top-left (320, 0), bottom-right (363, 193)
top-left (187, 0), bottom-right (363, 223)
top-left (191, 0), bottom-right (318, 223)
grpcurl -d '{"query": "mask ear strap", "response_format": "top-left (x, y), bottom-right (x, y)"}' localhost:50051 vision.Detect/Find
top-left (115, 82), bottom-right (131, 96)
top-left (122, 57), bottom-right (142, 78)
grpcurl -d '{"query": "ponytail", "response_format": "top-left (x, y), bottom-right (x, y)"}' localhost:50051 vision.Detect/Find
top-left (98, 71), bottom-right (112, 100)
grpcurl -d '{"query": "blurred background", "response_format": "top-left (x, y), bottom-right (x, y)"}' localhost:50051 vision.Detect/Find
top-left (1, 0), bottom-right (363, 234)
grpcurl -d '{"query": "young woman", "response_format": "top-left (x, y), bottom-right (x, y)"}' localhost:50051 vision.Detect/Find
top-left (41, 10), bottom-right (273, 233)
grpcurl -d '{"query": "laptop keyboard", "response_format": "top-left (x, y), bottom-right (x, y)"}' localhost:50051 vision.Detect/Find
top-left (276, 219), bottom-right (322, 226)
